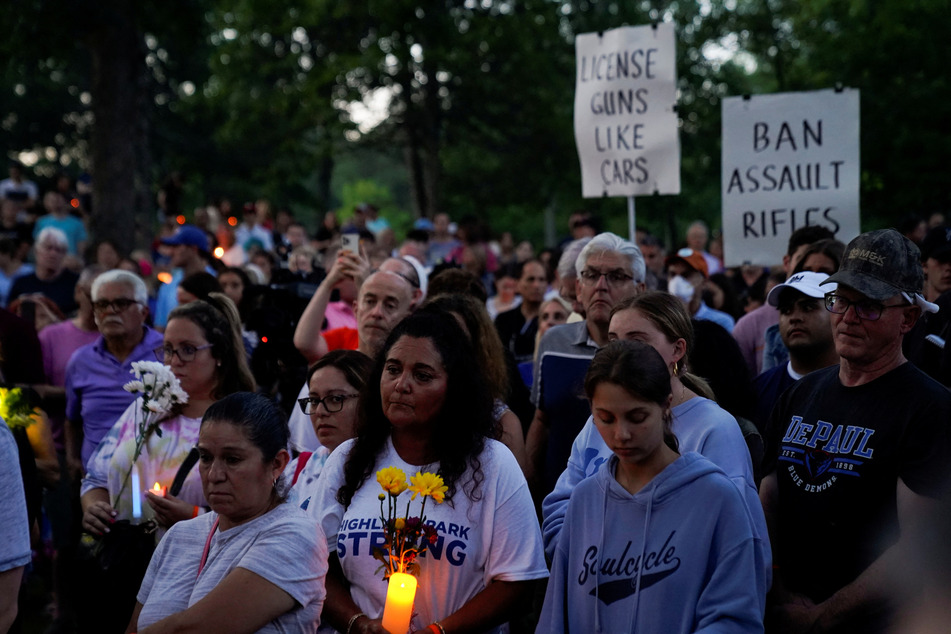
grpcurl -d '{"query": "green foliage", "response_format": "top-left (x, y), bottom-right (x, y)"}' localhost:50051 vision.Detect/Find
top-left (4, 0), bottom-right (948, 249)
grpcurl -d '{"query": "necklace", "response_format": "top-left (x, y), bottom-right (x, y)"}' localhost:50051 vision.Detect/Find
top-left (675, 381), bottom-right (687, 406)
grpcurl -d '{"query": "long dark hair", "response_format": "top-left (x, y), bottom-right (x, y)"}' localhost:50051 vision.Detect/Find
top-left (419, 293), bottom-right (509, 402)
top-left (336, 312), bottom-right (494, 508)
top-left (168, 292), bottom-right (255, 398)
top-left (584, 340), bottom-right (679, 453)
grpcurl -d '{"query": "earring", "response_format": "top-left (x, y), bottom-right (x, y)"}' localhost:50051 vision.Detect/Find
top-left (671, 361), bottom-right (679, 377)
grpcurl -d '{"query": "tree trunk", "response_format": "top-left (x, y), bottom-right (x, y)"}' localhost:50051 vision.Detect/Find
top-left (86, 3), bottom-right (152, 252)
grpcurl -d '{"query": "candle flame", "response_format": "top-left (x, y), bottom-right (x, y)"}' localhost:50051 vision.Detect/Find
top-left (153, 482), bottom-right (162, 492)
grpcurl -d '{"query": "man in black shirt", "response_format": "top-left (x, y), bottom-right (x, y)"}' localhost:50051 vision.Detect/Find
top-left (761, 229), bottom-right (951, 632)
top-left (494, 259), bottom-right (548, 364)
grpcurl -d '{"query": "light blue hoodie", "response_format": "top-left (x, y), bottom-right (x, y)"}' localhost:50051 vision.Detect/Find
top-left (541, 397), bottom-right (771, 603)
top-left (537, 452), bottom-right (764, 633)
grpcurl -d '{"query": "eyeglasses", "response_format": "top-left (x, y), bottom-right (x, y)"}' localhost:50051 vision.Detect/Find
top-left (298, 394), bottom-right (359, 414)
top-left (823, 292), bottom-right (909, 321)
top-left (579, 268), bottom-right (635, 287)
top-left (92, 298), bottom-right (141, 314)
top-left (154, 343), bottom-right (213, 363)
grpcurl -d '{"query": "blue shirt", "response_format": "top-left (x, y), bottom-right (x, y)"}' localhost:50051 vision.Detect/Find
top-left (694, 301), bottom-right (735, 334)
top-left (154, 266), bottom-right (216, 327)
top-left (65, 327), bottom-right (165, 466)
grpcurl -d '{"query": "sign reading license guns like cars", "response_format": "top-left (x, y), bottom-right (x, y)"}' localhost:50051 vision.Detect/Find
top-left (574, 23), bottom-right (680, 198)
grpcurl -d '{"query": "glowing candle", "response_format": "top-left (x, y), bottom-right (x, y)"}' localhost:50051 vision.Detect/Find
top-left (381, 572), bottom-right (417, 634)
top-left (152, 482), bottom-right (167, 497)
top-left (131, 465), bottom-right (142, 519)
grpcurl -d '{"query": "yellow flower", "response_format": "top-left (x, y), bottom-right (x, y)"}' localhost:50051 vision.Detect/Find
top-left (408, 472), bottom-right (448, 503)
top-left (377, 467), bottom-right (408, 495)
top-left (394, 518), bottom-right (405, 530)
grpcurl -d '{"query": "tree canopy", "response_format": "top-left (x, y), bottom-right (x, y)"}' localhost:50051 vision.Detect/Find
top-left (2, 0), bottom-right (947, 248)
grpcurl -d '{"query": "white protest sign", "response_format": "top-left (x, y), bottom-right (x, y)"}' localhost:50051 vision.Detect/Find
top-left (721, 89), bottom-right (861, 267)
top-left (574, 23), bottom-right (680, 198)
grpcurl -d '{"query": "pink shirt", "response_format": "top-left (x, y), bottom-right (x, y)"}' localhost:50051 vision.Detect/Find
top-left (322, 301), bottom-right (357, 332)
top-left (731, 304), bottom-right (779, 378)
top-left (39, 320), bottom-right (100, 450)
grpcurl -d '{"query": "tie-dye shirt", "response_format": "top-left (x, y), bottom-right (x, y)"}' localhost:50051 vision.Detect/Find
top-left (81, 399), bottom-right (205, 524)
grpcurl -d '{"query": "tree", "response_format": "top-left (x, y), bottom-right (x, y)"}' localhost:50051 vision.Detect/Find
top-left (2, 0), bottom-right (211, 249)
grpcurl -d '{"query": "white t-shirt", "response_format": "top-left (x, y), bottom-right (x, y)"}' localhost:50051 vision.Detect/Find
top-left (309, 437), bottom-right (548, 633)
top-left (137, 503), bottom-right (328, 633)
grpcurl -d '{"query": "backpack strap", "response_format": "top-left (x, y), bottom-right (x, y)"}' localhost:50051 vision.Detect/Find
top-left (292, 452), bottom-right (313, 485)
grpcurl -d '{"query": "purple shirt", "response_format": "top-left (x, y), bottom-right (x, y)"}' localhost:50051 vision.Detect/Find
top-left (65, 327), bottom-right (165, 466)
top-left (39, 320), bottom-right (100, 451)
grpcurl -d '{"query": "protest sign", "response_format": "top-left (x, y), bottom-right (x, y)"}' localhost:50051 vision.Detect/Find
top-left (721, 88), bottom-right (860, 267)
top-left (574, 23), bottom-right (680, 198)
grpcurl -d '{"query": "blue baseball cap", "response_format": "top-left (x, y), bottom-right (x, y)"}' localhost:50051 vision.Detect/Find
top-left (414, 218), bottom-right (435, 231)
top-left (161, 225), bottom-right (210, 253)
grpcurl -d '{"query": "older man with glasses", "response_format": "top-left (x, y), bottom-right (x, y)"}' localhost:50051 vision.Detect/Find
top-left (760, 229), bottom-right (951, 633)
top-left (65, 270), bottom-right (164, 478)
top-left (526, 232), bottom-right (646, 498)
top-left (8, 226), bottom-right (80, 314)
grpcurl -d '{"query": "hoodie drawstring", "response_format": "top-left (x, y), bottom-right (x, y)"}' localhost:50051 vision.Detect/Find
top-left (630, 485), bottom-right (654, 632)
top-left (595, 481), bottom-right (609, 633)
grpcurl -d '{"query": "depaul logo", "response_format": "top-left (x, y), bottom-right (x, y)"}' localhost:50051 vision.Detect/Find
top-left (779, 416), bottom-right (873, 492)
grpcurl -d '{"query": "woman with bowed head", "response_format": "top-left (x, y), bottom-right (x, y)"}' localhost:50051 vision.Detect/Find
top-left (128, 392), bottom-right (329, 633)
top-left (537, 341), bottom-right (763, 632)
top-left (80, 293), bottom-right (255, 631)
top-left (540, 291), bottom-right (770, 603)
top-left (309, 312), bottom-right (548, 634)
top-left (290, 349), bottom-right (373, 505)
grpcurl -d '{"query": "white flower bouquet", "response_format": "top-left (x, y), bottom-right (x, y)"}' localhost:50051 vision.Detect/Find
top-left (114, 361), bottom-right (189, 503)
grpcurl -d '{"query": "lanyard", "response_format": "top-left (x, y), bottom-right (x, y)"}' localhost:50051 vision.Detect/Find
top-left (197, 517), bottom-right (220, 579)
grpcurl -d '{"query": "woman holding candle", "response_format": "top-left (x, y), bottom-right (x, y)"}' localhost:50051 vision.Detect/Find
top-left (537, 341), bottom-right (763, 632)
top-left (128, 391), bottom-right (329, 633)
top-left (79, 293), bottom-right (254, 631)
top-left (310, 312), bottom-right (548, 634)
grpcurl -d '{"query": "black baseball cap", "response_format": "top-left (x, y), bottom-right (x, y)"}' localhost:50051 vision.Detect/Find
top-left (822, 229), bottom-right (923, 300)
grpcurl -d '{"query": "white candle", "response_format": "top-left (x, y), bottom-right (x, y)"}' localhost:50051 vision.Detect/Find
top-left (131, 465), bottom-right (142, 519)
top-left (381, 572), bottom-right (417, 634)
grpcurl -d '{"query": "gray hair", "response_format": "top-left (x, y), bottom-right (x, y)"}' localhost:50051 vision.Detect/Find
top-left (91, 269), bottom-right (149, 305)
top-left (557, 237), bottom-right (592, 281)
top-left (36, 226), bottom-right (68, 249)
top-left (575, 232), bottom-right (646, 283)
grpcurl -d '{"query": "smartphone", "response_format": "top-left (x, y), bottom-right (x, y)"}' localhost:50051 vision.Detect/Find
top-left (341, 233), bottom-right (359, 254)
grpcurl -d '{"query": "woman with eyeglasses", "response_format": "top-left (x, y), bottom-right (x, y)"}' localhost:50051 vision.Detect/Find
top-left (290, 350), bottom-right (372, 503)
top-left (79, 293), bottom-right (254, 631)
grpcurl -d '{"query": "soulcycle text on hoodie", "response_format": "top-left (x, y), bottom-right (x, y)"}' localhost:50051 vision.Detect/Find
top-left (336, 516), bottom-right (470, 566)
top-left (579, 530), bottom-right (681, 599)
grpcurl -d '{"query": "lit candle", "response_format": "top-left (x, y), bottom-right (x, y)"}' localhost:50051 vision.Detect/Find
top-left (381, 572), bottom-right (417, 634)
top-left (152, 482), bottom-right (168, 497)
top-left (131, 465), bottom-right (142, 519)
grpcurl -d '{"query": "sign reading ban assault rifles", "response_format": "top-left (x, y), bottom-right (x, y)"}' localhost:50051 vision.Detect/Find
top-left (721, 88), bottom-right (861, 267)
top-left (574, 24), bottom-right (680, 198)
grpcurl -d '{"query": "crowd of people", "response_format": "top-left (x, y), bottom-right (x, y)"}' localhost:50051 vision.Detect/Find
top-left (2, 161), bottom-right (951, 633)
